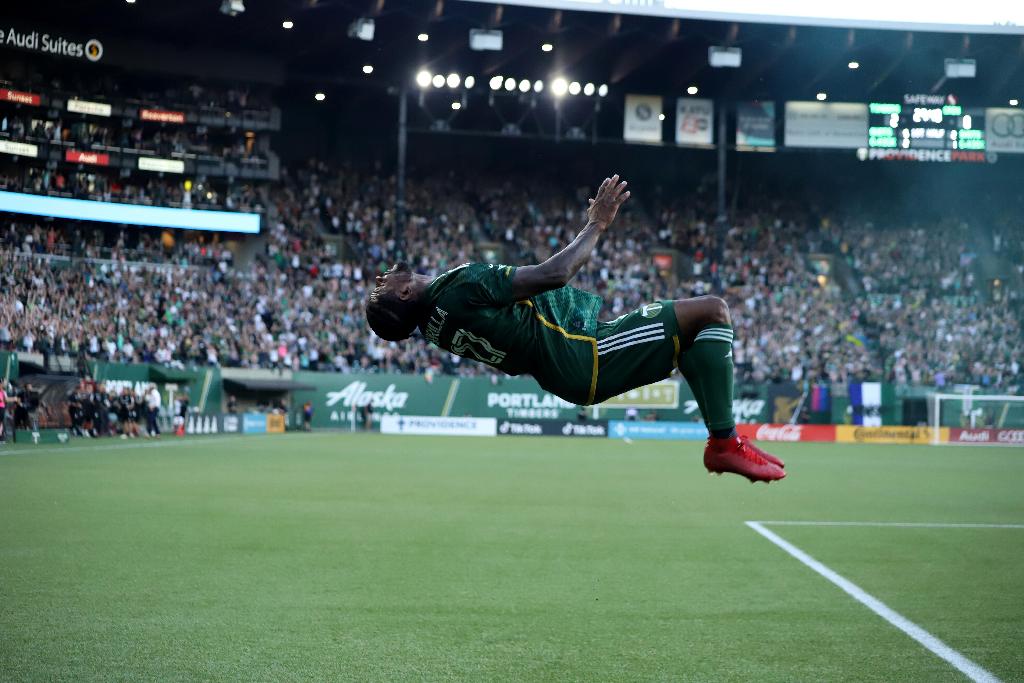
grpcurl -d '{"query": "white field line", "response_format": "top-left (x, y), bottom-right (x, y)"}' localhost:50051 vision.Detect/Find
top-left (753, 520), bottom-right (1024, 530)
top-left (0, 433), bottom-right (335, 457)
top-left (0, 435), bottom-right (250, 456)
top-left (746, 521), bottom-right (1004, 683)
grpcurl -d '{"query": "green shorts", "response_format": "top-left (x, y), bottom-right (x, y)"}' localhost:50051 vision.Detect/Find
top-left (526, 299), bottom-right (680, 406)
top-left (591, 300), bottom-right (681, 405)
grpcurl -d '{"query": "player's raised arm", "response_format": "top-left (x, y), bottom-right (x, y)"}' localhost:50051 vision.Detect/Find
top-left (511, 174), bottom-right (630, 300)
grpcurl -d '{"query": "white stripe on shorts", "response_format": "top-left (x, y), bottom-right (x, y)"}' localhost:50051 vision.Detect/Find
top-left (597, 322), bottom-right (663, 348)
top-left (598, 333), bottom-right (666, 356)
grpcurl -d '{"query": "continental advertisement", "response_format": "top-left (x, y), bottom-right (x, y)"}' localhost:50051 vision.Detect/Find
top-left (836, 425), bottom-right (948, 444)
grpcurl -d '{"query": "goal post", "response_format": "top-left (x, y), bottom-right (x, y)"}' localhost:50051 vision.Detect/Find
top-left (930, 392), bottom-right (1024, 446)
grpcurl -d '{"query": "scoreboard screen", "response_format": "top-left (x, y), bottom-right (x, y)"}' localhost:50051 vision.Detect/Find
top-left (867, 94), bottom-right (985, 151)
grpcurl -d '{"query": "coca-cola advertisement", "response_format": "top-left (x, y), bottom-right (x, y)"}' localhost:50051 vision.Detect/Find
top-left (949, 428), bottom-right (1024, 446)
top-left (737, 423), bottom-right (837, 442)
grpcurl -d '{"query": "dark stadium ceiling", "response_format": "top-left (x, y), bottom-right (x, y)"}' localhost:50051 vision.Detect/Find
top-left (7, 0), bottom-right (1024, 104)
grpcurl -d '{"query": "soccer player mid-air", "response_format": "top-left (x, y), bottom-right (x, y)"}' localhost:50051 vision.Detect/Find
top-left (366, 175), bottom-right (785, 482)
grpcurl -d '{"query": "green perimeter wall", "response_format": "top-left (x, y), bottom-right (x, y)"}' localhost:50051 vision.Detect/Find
top-left (290, 372), bottom-right (785, 429)
top-left (89, 362), bottom-right (222, 414)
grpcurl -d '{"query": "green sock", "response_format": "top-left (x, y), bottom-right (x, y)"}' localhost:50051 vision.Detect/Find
top-left (679, 324), bottom-right (736, 434)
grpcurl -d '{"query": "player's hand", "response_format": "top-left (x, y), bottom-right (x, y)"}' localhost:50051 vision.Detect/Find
top-left (587, 174), bottom-right (630, 231)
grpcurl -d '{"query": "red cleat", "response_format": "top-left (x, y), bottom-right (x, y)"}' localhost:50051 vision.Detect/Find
top-left (704, 436), bottom-right (786, 483)
top-left (739, 435), bottom-right (785, 469)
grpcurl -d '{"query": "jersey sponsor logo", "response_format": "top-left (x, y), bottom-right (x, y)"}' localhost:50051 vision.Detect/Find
top-left (640, 302), bottom-right (663, 318)
top-left (425, 307), bottom-right (448, 346)
top-left (450, 329), bottom-right (507, 364)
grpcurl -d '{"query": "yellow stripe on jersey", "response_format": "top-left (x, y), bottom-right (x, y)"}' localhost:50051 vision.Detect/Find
top-left (517, 300), bottom-right (599, 405)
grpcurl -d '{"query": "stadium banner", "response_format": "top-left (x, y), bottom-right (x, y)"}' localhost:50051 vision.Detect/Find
top-left (184, 414), bottom-right (223, 435)
top-left (290, 372), bottom-right (454, 429)
top-left (0, 190), bottom-right (260, 233)
top-left (624, 94), bottom-right (663, 143)
top-left (0, 140), bottom-right (39, 158)
top-left (221, 414), bottom-right (241, 433)
top-left (14, 429), bottom-right (71, 445)
top-left (736, 423), bottom-right (836, 442)
top-left (849, 382), bottom-right (881, 425)
top-left (857, 148), bottom-right (993, 164)
top-left (835, 425), bottom-right (945, 444)
top-left (67, 98), bottom-right (112, 117)
top-left (0, 26), bottom-right (104, 61)
top-left (948, 428), bottom-right (1024, 446)
top-left (608, 420), bottom-right (707, 440)
top-left (293, 373), bottom-right (771, 425)
top-left (497, 419), bottom-right (608, 437)
top-left (600, 380), bottom-right (679, 410)
top-left (766, 383), bottom-right (802, 423)
top-left (736, 101), bottom-right (775, 148)
top-left (675, 98), bottom-right (714, 145)
top-left (684, 396), bottom-right (768, 424)
top-left (140, 108), bottom-right (186, 124)
top-left (65, 150), bottom-right (110, 166)
top-left (266, 414), bottom-right (286, 433)
top-left (784, 101), bottom-right (868, 149)
top-left (138, 157), bottom-right (185, 174)
top-left (0, 88), bottom-right (41, 106)
top-left (459, 377), bottom-right (578, 420)
top-left (0, 351), bottom-right (17, 381)
top-left (380, 415), bottom-right (497, 437)
top-left (242, 413), bottom-right (267, 434)
top-left (984, 108), bottom-right (1024, 154)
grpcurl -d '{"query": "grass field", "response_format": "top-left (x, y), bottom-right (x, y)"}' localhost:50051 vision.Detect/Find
top-left (1, 433), bottom-right (1022, 682)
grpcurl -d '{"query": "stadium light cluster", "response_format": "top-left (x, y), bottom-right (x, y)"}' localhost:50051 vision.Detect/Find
top-left (416, 70), bottom-right (476, 90)
top-left (486, 75), bottom-right (607, 98)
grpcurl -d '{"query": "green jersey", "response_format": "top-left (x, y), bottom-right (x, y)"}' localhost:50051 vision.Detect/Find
top-left (421, 263), bottom-right (602, 404)
top-left (420, 262), bottom-right (682, 407)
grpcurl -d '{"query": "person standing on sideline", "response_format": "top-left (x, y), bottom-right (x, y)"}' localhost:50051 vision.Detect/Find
top-left (145, 384), bottom-right (162, 438)
top-left (302, 401), bottom-right (313, 431)
top-left (0, 382), bottom-right (7, 442)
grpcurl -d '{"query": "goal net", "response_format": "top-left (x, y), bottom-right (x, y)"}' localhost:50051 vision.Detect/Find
top-left (930, 393), bottom-right (1024, 446)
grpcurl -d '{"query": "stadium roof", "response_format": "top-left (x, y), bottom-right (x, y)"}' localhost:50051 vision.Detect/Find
top-left (4, 1), bottom-right (1023, 105)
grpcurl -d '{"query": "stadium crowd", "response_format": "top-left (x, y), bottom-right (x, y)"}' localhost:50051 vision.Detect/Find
top-left (0, 162), bottom-right (1020, 390)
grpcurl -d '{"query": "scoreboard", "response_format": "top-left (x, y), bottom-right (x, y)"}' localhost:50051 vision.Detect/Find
top-left (867, 94), bottom-right (985, 151)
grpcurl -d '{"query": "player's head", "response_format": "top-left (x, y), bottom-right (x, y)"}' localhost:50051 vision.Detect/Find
top-left (365, 262), bottom-right (422, 341)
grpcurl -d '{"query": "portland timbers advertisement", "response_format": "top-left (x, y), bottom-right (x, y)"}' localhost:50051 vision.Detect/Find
top-left (291, 372), bottom-right (776, 428)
